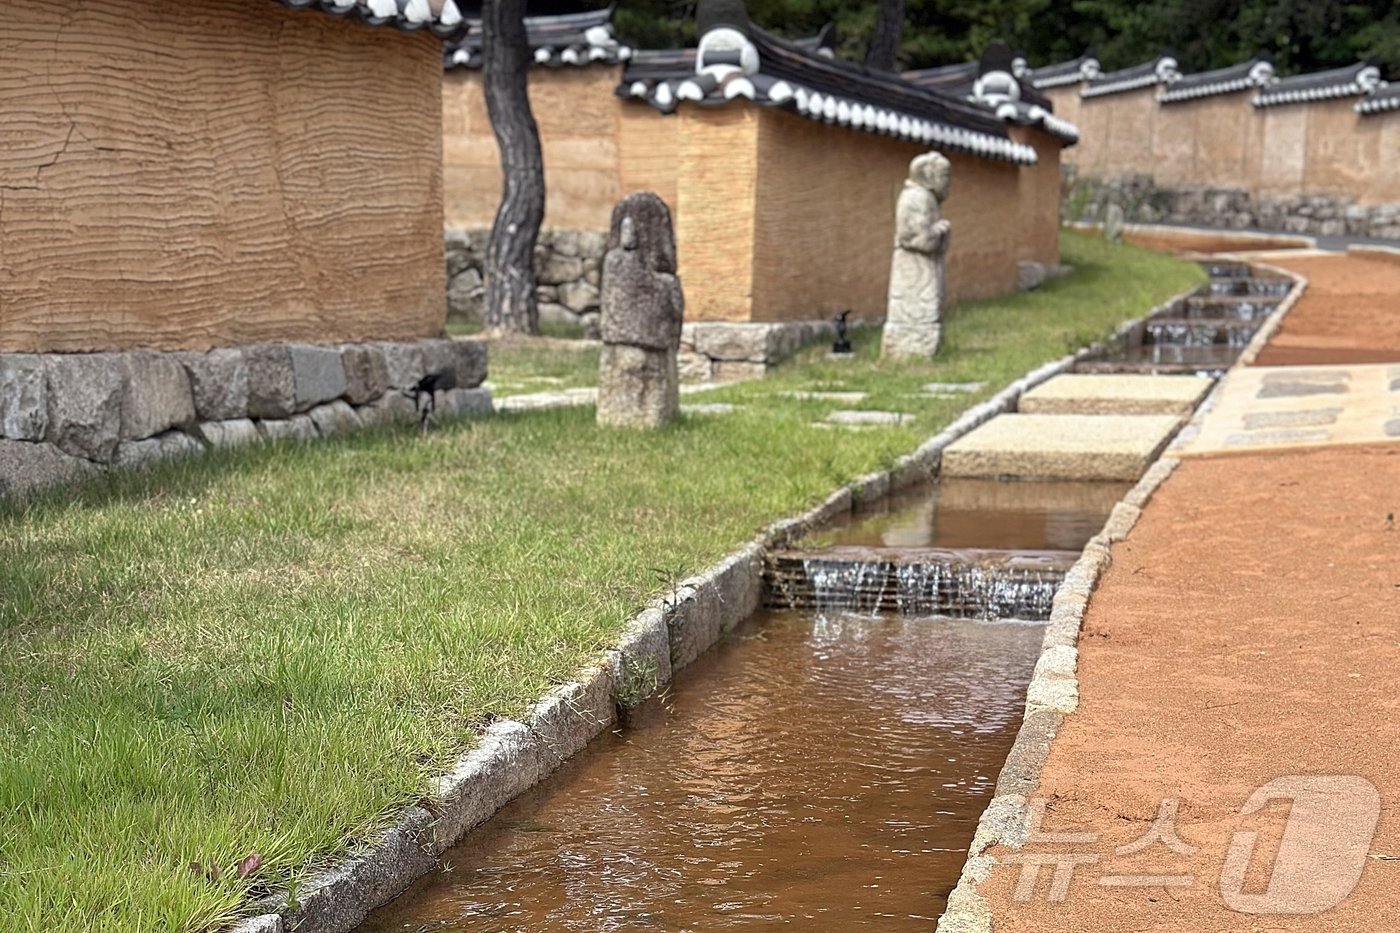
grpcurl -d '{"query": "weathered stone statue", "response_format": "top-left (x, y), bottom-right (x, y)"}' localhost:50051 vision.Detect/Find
top-left (881, 152), bottom-right (952, 360)
top-left (1104, 201), bottom-right (1125, 243)
top-left (597, 192), bottom-right (683, 428)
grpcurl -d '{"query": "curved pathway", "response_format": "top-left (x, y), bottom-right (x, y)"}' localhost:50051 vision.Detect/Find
top-left (962, 248), bottom-right (1400, 931)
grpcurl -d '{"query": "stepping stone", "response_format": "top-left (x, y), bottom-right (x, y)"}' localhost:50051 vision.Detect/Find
top-left (1225, 428), bottom-right (1332, 447)
top-left (1256, 369), bottom-right (1351, 399)
top-left (495, 387), bottom-right (597, 412)
top-left (679, 382), bottom-right (725, 396)
top-left (784, 390), bottom-right (868, 403)
top-left (682, 403), bottom-right (738, 416)
top-left (1242, 408), bottom-right (1341, 430)
top-left (1019, 374), bottom-right (1211, 418)
top-left (923, 381), bottom-right (986, 396)
top-left (943, 413), bottom-right (1181, 482)
top-left (825, 410), bottom-right (912, 427)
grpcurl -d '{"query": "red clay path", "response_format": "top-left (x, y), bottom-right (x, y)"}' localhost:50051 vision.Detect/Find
top-left (1253, 251), bottom-right (1400, 366)
top-left (970, 251), bottom-right (1400, 929)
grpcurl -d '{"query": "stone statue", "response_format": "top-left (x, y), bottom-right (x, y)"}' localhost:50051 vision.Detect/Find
top-left (881, 152), bottom-right (952, 360)
top-left (1104, 201), bottom-right (1125, 243)
top-left (597, 192), bottom-right (683, 429)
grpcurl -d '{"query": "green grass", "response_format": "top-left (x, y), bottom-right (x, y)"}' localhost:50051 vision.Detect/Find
top-left (482, 338), bottom-right (599, 397)
top-left (0, 232), bottom-right (1202, 933)
top-left (446, 318), bottom-right (588, 341)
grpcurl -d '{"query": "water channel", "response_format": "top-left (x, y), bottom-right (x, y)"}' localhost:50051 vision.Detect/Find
top-left (357, 475), bottom-right (1127, 931)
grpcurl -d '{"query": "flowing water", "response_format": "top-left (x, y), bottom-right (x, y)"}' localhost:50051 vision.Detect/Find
top-left (768, 551), bottom-right (1069, 620)
top-left (1145, 320), bottom-right (1257, 347)
top-left (356, 610), bottom-right (1043, 933)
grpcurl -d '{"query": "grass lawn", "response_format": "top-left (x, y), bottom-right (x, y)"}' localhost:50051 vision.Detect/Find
top-left (0, 233), bottom-right (1202, 933)
top-left (478, 336), bottom-right (598, 398)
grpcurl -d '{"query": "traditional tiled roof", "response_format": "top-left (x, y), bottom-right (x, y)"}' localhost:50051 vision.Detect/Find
top-left (1081, 55), bottom-right (1180, 98)
top-left (904, 55), bottom-right (1078, 145)
top-left (1026, 55), bottom-right (1101, 90)
top-left (277, 0), bottom-right (467, 38)
top-left (995, 100), bottom-right (1080, 143)
top-left (444, 7), bottom-right (632, 69)
top-left (790, 23), bottom-right (838, 58)
top-left (620, 23), bottom-right (1038, 164)
top-left (1357, 82), bottom-right (1400, 115)
top-left (902, 60), bottom-right (980, 93)
top-left (1253, 62), bottom-right (1385, 107)
top-left (1158, 59), bottom-right (1274, 103)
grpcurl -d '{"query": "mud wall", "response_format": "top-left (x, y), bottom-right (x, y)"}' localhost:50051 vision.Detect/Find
top-left (1, 0), bottom-right (445, 353)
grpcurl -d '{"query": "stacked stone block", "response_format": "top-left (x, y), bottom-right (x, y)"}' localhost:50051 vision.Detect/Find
top-left (446, 228), bottom-right (607, 333)
top-left (1064, 168), bottom-right (1400, 240)
top-left (0, 339), bottom-right (490, 500)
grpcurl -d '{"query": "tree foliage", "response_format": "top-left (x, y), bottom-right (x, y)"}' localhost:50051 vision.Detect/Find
top-left (583, 0), bottom-right (1400, 75)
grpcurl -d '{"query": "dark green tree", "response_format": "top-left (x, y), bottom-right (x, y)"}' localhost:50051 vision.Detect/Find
top-left (587, 0), bottom-right (1400, 75)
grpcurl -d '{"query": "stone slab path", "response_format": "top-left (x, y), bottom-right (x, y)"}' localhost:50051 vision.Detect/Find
top-left (1178, 362), bottom-right (1400, 456)
top-left (960, 250), bottom-right (1400, 932)
top-left (942, 413), bottom-right (1182, 481)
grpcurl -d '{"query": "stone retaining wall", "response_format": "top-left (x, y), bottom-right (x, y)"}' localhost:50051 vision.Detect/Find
top-left (446, 228), bottom-right (605, 333)
top-left (1064, 169), bottom-right (1400, 240)
top-left (0, 338), bottom-right (489, 501)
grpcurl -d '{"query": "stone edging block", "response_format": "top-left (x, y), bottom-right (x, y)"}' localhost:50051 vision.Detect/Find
top-left (428, 720), bottom-right (540, 855)
top-left (0, 338), bottom-right (492, 501)
top-left (528, 667), bottom-right (616, 779)
top-left (609, 608), bottom-right (672, 708)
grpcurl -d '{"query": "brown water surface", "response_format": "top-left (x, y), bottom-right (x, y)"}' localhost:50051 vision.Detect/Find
top-left (358, 610), bottom-right (1043, 932)
top-left (809, 478), bottom-right (1130, 553)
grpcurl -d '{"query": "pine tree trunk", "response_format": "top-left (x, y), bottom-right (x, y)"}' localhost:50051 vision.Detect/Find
top-left (482, 0), bottom-right (544, 334)
top-left (865, 0), bottom-right (905, 72)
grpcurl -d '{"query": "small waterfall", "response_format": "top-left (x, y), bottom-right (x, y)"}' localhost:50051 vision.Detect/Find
top-left (1147, 320), bottom-right (1262, 348)
top-left (801, 557), bottom-right (890, 616)
top-left (1226, 325), bottom-right (1255, 348)
top-left (1208, 278), bottom-right (1291, 298)
top-left (768, 549), bottom-right (1073, 621)
top-left (1148, 321), bottom-right (1221, 346)
top-left (957, 565), bottom-right (1059, 620)
top-left (894, 562), bottom-right (944, 616)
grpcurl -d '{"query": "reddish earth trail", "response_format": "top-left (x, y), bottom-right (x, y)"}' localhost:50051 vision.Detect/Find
top-left (972, 250), bottom-right (1400, 930)
top-left (1252, 251), bottom-right (1400, 366)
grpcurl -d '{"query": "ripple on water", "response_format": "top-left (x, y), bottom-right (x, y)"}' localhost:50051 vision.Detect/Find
top-left (357, 610), bottom-right (1043, 933)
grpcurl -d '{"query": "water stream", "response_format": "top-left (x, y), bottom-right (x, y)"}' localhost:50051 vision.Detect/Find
top-left (355, 477), bottom-right (1127, 932)
top-left (357, 610), bottom-right (1043, 932)
top-left (1080, 261), bottom-right (1284, 373)
top-left (806, 477), bottom-right (1130, 552)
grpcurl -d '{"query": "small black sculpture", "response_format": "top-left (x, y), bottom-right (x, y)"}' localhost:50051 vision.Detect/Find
top-left (832, 310), bottom-right (854, 355)
top-left (406, 368), bottom-right (456, 429)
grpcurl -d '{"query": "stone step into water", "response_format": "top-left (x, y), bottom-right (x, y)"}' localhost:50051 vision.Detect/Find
top-left (942, 413), bottom-right (1182, 481)
top-left (1019, 373), bottom-right (1211, 418)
